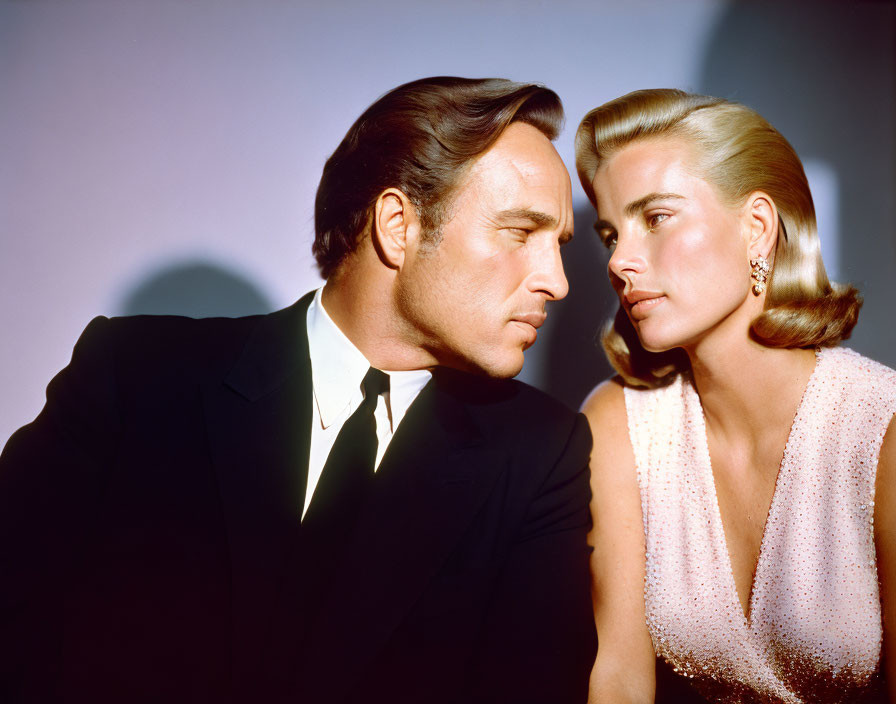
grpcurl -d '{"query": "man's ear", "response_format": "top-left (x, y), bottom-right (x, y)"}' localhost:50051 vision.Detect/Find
top-left (745, 191), bottom-right (779, 261)
top-left (373, 188), bottom-right (420, 269)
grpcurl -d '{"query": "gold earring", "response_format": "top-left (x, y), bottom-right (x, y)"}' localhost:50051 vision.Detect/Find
top-left (750, 256), bottom-right (770, 295)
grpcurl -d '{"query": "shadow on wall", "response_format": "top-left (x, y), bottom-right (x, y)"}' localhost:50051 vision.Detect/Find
top-left (533, 203), bottom-right (616, 410)
top-left (119, 261), bottom-right (275, 318)
top-left (698, 0), bottom-right (896, 367)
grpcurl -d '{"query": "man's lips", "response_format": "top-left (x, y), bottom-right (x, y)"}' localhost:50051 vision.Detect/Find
top-left (511, 312), bottom-right (546, 329)
top-left (510, 312), bottom-right (546, 346)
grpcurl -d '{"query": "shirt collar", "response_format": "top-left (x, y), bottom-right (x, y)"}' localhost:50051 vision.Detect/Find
top-left (306, 287), bottom-right (431, 429)
top-left (385, 367), bottom-right (433, 431)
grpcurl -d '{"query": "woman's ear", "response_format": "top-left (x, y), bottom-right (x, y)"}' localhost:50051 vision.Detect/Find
top-left (745, 190), bottom-right (779, 261)
top-left (372, 188), bottom-right (420, 269)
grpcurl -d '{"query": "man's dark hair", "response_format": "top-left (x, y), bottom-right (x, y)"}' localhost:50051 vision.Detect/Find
top-left (312, 76), bottom-right (564, 278)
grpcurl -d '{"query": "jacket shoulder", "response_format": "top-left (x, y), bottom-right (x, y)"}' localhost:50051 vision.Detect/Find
top-left (102, 312), bottom-right (266, 377)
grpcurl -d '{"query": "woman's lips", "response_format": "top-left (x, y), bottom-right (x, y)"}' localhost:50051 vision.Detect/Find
top-left (625, 292), bottom-right (666, 321)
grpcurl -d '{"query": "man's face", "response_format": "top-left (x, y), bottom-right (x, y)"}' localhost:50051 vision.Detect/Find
top-left (395, 122), bottom-right (573, 378)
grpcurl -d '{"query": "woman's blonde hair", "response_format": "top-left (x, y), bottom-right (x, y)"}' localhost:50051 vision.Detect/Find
top-left (575, 89), bottom-right (861, 387)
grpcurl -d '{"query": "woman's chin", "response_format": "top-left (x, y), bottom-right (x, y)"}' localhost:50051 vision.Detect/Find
top-left (642, 342), bottom-right (676, 355)
top-left (633, 318), bottom-right (700, 355)
top-left (634, 328), bottom-right (680, 354)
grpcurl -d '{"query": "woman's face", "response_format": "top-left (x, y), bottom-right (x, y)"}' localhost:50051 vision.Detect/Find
top-left (591, 136), bottom-right (754, 353)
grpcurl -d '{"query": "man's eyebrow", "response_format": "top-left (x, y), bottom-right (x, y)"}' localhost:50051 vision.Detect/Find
top-left (496, 208), bottom-right (574, 244)
top-left (623, 192), bottom-right (685, 218)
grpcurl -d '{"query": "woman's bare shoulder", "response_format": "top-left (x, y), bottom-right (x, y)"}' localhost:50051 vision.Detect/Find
top-left (581, 377), bottom-right (628, 433)
top-left (580, 376), bottom-right (638, 487)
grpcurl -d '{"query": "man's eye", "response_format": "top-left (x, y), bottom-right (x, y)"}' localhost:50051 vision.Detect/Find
top-left (597, 228), bottom-right (617, 250)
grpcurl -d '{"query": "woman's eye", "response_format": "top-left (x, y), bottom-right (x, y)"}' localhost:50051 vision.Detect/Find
top-left (647, 213), bottom-right (669, 230)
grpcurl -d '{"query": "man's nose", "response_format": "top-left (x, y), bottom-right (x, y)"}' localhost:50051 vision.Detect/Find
top-left (530, 242), bottom-right (569, 301)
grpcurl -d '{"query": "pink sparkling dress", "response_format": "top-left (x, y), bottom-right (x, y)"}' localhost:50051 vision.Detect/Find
top-left (624, 347), bottom-right (896, 703)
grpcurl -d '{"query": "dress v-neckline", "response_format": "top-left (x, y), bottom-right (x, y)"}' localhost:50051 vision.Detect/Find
top-left (691, 348), bottom-right (823, 628)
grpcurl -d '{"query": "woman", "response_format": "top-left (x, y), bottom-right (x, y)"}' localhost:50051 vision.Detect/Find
top-left (575, 89), bottom-right (896, 703)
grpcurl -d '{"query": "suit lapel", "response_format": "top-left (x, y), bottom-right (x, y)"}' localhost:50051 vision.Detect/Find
top-left (201, 292), bottom-right (315, 690)
top-left (295, 370), bottom-right (507, 701)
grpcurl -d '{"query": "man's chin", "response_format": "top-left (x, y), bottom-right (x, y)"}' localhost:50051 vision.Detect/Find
top-left (472, 353), bottom-right (524, 380)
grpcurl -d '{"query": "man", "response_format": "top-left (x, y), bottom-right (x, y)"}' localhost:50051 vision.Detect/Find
top-left (0, 77), bottom-right (596, 703)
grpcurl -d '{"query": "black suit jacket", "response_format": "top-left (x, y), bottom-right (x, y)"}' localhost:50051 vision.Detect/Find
top-left (0, 293), bottom-right (596, 703)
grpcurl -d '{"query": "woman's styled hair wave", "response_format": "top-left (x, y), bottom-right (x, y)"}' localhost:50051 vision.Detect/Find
top-left (575, 89), bottom-right (861, 387)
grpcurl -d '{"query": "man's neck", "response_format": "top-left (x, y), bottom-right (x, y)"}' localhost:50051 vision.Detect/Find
top-left (321, 275), bottom-right (437, 373)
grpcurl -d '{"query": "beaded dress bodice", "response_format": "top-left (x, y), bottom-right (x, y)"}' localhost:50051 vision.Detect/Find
top-left (625, 347), bottom-right (896, 703)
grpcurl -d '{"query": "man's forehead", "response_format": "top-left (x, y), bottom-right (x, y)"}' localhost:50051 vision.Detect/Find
top-left (446, 123), bottom-right (572, 235)
top-left (471, 124), bottom-right (561, 175)
top-left (465, 134), bottom-right (569, 203)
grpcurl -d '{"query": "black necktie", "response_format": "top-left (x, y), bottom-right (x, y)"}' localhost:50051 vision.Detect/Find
top-left (262, 369), bottom-right (390, 686)
top-left (301, 367), bottom-right (389, 563)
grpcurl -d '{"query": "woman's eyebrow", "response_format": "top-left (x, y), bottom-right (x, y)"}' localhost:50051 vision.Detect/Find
top-left (623, 192), bottom-right (685, 217)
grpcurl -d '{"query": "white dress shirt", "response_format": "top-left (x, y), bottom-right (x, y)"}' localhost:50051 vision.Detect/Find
top-left (303, 287), bottom-right (432, 519)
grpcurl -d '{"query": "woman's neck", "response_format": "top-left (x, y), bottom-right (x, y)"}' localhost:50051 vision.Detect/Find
top-left (685, 334), bottom-right (816, 449)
